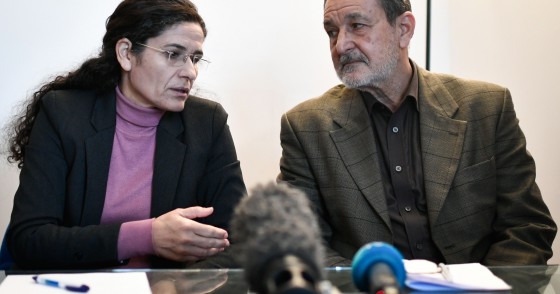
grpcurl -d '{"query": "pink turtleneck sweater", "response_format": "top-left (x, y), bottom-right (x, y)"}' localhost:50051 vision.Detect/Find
top-left (100, 87), bottom-right (165, 266)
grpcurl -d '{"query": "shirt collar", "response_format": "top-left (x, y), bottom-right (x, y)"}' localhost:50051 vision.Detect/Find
top-left (361, 59), bottom-right (419, 113)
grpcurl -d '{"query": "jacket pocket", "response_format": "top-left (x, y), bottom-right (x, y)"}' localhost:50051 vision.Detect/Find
top-left (451, 157), bottom-right (496, 189)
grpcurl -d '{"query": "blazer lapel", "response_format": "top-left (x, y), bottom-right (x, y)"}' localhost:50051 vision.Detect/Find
top-left (417, 68), bottom-right (467, 223)
top-left (151, 112), bottom-right (186, 217)
top-left (328, 87), bottom-right (391, 229)
top-left (82, 92), bottom-right (116, 225)
top-left (81, 96), bottom-right (185, 222)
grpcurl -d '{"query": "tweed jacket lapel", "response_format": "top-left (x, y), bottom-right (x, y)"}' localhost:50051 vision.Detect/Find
top-left (328, 86), bottom-right (392, 229)
top-left (417, 68), bottom-right (467, 223)
top-left (82, 92), bottom-right (117, 225)
top-left (327, 65), bottom-right (470, 229)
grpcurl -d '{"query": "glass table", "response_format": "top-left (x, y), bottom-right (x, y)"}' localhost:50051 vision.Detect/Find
top-left (2, 265), bottom-right (559, 293)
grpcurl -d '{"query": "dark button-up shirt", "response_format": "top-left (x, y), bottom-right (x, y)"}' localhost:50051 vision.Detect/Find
top-left (361, 62), bottom-right (444, 262)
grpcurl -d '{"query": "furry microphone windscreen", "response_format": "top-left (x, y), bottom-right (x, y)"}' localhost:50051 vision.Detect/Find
top-left (231, 182), bottom-right (325, 291)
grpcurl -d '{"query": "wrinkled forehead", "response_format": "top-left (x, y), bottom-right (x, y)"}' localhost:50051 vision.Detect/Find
top-left (324, 0), bottom-right (381, 26)
top-left (324, 0), bottom-right (379, 14)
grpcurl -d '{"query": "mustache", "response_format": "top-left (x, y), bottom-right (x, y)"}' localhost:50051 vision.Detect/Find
top-left (339, 51), bottom-right (369, 66)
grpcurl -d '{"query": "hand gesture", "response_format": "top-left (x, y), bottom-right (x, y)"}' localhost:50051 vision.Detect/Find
top-left (152, 207), bottom-right (229, 262)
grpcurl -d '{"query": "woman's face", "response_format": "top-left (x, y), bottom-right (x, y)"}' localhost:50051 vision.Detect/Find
top-left (119, 22), bottom-right (205, 112)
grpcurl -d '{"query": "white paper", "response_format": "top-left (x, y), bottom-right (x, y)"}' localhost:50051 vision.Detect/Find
top-left (0, 272), bottom-right (151, 294)
top-left (405, 261), bottom-right (512, 291)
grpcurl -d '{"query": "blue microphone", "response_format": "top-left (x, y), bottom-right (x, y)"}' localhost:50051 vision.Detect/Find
top-left (351, 242), bottom-right (406, 293)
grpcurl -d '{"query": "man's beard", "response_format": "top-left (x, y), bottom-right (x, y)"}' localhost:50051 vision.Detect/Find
top-left (336, 43), bottom-right (399, 89)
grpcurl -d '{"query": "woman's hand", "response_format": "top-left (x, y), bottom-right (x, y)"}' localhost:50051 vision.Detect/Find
top-left (152, 207), bottom-right (229, 262)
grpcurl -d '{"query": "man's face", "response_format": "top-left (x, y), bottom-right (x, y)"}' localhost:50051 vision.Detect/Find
top-left (323, 0), bottom-right (402, 89)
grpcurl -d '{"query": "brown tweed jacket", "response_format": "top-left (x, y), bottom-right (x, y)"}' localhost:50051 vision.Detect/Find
top-left (278, 65), bottom-right (556, 266)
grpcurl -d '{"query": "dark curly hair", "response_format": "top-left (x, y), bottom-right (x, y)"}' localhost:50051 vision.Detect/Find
top-left (6, 0), bottom-right (207, 168)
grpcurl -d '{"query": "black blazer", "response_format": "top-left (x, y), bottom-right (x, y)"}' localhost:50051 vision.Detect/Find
top-left (7, 89), bottom-right (246, 269)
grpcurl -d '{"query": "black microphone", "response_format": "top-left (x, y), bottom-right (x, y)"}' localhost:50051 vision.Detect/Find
top-left (231, 182), bottom-right (334, 294)
top-left (351, 242), bottom-right (406, 294)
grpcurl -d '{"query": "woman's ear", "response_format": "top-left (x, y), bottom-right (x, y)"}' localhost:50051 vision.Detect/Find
top-left (116, 38), bottom-right (133, 71)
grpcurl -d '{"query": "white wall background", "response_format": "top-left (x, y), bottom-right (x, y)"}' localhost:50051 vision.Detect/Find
top-left (1, 0), bottom-right (558, 264)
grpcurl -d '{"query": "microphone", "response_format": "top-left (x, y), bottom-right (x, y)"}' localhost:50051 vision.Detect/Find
top-left (351, 242), bottom-right (406, 294)
top-left (231, 182), bottom-right (335, 294)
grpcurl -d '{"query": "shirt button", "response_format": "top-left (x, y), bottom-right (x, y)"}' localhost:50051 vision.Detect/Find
top-left (392, 127), bottom-right (399, 133)
top-left (416, 243), bottom-right (423, 250)
top-left (395, 165), bottom-right (402, 172)
top-left (404, 206), bottom-right (412, 212)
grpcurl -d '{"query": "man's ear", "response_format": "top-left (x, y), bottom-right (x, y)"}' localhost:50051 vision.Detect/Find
top-left (397, 11), bottom-right (415, 48)
top-left (115, 38), bottom-right (133, 71)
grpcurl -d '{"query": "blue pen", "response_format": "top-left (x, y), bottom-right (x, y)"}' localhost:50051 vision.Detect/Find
top-left (32, 275), bottom-right (90, 292)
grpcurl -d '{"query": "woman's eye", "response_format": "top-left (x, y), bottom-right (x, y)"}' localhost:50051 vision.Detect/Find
top-left (168, 52), bottom-right (182, 60)
top-left (191, 55), bottom-right (203, 64)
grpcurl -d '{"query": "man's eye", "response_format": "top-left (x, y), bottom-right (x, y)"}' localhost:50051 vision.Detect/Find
top-left (351, 23), bottom-right (365, 29)
top-left (326, 30), bottom-right (338, 38)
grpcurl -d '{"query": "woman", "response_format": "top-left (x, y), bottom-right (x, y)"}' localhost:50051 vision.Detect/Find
top-left (5, 0), bottom-right (245, 269)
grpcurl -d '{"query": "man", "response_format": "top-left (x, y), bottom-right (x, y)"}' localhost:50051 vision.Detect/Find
top-left (278, 0), bottom-right (556, 266)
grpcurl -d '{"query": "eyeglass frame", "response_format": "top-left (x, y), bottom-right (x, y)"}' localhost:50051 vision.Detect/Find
top-left (134, 42), bottom-right (210, 68)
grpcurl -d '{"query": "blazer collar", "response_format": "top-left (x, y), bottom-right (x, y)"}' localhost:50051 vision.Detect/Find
top-left (90, 91), bottom-right (117, 131)
top-left (81, 92), bottom-right (187, 224)
top-left (151, 111), bottom-right (186, 217)
top-left (417, 67), bottom-right (467, 222)
top-left (328, 86), bottom-right (392, 229)
top-left (88, 91), bottom-right (185, 135)
top-left (82, 91), bottom-right (117, 225)
top-left (327, 64), bottom-right (468, 227)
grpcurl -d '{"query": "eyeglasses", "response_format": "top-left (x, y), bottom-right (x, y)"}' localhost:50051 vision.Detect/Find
top-left (135, 42), bottom-right (210, 69)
